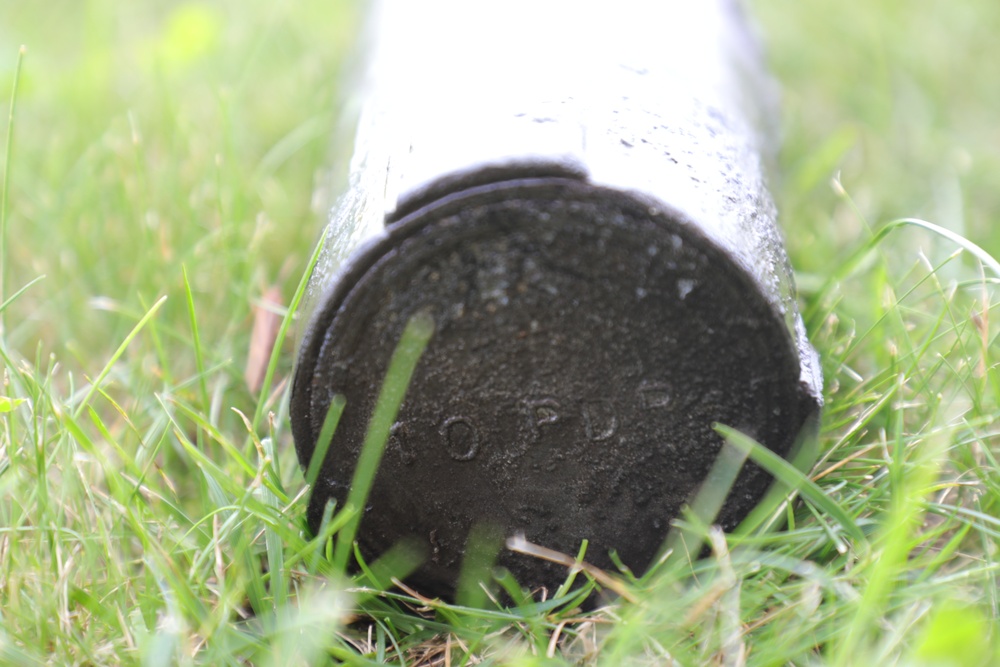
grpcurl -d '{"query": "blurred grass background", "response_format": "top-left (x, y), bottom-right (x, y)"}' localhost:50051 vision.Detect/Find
top-left (1, 0), bottom-right (999, 664)
top-left (0, 0), bottom-right (356, 383)
top-left (757, 0), bottom-right (1000, 269)
top-left (1, 0), bottom-right (998, 376)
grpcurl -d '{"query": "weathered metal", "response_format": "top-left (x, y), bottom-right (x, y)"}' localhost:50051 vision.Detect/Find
top-left (291, 0), bottom-right (823, 598)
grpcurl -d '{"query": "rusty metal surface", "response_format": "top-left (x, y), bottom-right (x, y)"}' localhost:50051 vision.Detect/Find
top-left (291, 0), bottom-right (823, 598)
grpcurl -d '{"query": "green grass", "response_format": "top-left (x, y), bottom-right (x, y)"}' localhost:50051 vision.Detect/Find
top-left (2, 0), bottom-right (999, 664)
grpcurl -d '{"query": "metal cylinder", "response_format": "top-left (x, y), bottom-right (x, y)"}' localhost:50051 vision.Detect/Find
top-left (291, 0), bottom-right (823, 597)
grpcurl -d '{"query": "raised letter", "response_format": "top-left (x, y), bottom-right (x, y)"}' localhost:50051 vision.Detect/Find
top-left (638, 381), bottom-right (670, 410)
top-left (440, 416), bottom-right (480, 461)
top-left (525, 398), bottom-right (561, 440)
top-left (582, 399), bottom-right (618, 441)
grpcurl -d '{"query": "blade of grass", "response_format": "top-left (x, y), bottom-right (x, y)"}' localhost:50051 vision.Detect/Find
top-left (260, 435), bottom-right (287, 611)
top-left (0, 630), bottom-right (44, 667)
top-left (552, 541), bottom-right (591, 600)
top-left (304, 393), bottom-right (346, 488)
top-left (735, 414), bottom-right (820, 536)
top-left (251, 233), bottom-right (327, 432)
top-left (716, 424), bottom-right (868, 546)
top-left (137, 292), bottom-right (173, 388)
top-left (807, 213), bottom-right (1000, 326)
top-left (0, 46), bottom-right (25, 336)
top-left (656, 439), bottom-right (749, 574)
top-left (833, 427), bottom-right (946, 665)
top-left (72, 295), bottom-right (167, 420)
top-left (886, 217), bottom-right (1000, 278)
top-left (182, 266), bottom-right (209, 411)
top-left (352, 539), bottom-right (426, 592)
top-left (0, 274), bottom-right (43, 315)
top-left (331, 309), bottom-right (435, 574)
top-left (455, 523), bottom-right (504, 610)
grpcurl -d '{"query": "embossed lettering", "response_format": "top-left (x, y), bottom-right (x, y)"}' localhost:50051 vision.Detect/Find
top-left (582, 399), bottom-right (618, 441)
top-left (440, 416), bottom-right (480, 461)
top-left (638, 381), bottom-right (671, 409)
top-left (525, 398), bottom-right (561, 440)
